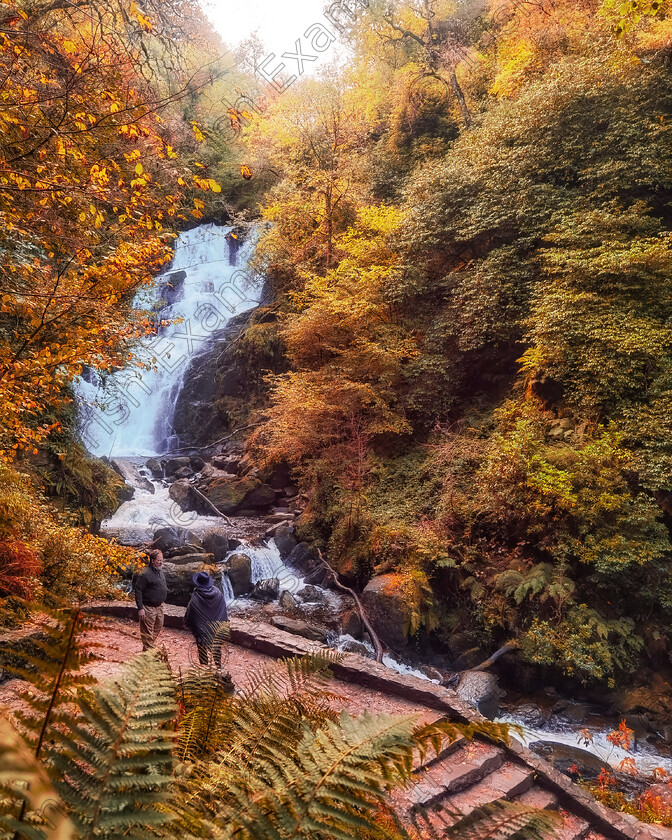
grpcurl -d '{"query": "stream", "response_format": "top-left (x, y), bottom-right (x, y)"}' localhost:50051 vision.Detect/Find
top-left (76, 223), bottom-right (672, 794)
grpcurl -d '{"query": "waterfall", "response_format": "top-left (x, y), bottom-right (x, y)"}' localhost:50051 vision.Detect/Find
top-left (224, 540), bottom-right (305, 595)
top-left (76, 224), bottom-right (261, 457)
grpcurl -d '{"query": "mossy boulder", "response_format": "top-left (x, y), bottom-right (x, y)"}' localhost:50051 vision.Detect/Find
top-left (361, 574), bottom-right (411, 650)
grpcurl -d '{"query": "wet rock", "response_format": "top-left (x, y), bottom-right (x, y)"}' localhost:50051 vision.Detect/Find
top-left (274, 525), bottom-right (298, 560)
top-left (226, 553), bottom-right (252, 598)
top-left (303, 565), bottom-right (329, 587)
top-left (340, 639), bottom-right (374, 658)
top-left (513, 703), bottom-right (548, 729)
top-left (296, 585), bottom-right (325, 604)
top-left (550, 700), bottom-right (588, 725)
top-left (271, 616), bottom-right (326, 642)
top-left (361, 574), bottom-right (411, 650)
top-left (174, 466), bottom-right (194, 479)
top-left (202, 532), bottom-right (230, 563)
top-left (250, 578), bottom-right (280, 602)
top-left (212, 455), bottom-right (240, 473)
top-left (153, 527), bottom-right (181, 553)
top-left (169, 479), bottom-right (194, 512)
top-left (286, 542), bottom-right (318, 572)
top-left (167, 552), bottom-right (214, 566)
top-left (159, 269), bottom-right (187, 306)
top-left (110, 458), bottom-right (155, 494)
top-left (455, 671), bottom-right (503, 720)
top-left (244, 483), bottom-right (278, 508)
top-left (146, 457), bottom-right (164, 478)
top-left (165, 456), bottom-right (192, 476)
top-left (199, 475), bottom-right (261, 515)
top-left (190, 456), bottom-right (205, 472)
top-left (279, 590), bottom-right (298, 609)
top-left (163, 561), bottom-right (221, 607)
top-left (341, 609), bottom-right (362, 638)
top-left (164, 545), bottom-right (206, 559)
top-left (529, 740), bottom-right (608, 781)
top-left (418, 665), bottom-right (445, 683)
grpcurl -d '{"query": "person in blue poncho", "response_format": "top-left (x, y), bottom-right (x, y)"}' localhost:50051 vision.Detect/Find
top-left (184, 571), bottom-right (228, 668)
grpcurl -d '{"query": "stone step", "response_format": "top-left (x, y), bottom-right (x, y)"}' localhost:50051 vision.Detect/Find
top-left (555, 811), bottom-right (590, 840)
top-left (439, 761), bottom-right (534, 820)
top-left (405, 741), bottom-right (505, 808)
top-left (515, 786), bottom-right (559, 810)
top-left (411, 719), bottom-right (469, 773)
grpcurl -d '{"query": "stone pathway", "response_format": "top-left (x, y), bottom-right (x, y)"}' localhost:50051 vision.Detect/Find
top-left (3, 602), bottom-right (672, 840)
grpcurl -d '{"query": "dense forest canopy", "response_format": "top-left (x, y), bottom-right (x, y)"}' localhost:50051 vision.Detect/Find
top-left (242, 0), bottom-right (672, 684)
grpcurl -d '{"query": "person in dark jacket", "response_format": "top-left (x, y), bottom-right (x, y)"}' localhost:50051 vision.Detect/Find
top-left (134, 549), bottom-right (168, 650)
top-left (184, 571), bottom-right (228, 668)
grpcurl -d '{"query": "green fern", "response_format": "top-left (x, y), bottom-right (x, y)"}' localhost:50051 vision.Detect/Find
top-left (214, 710), bottom-right (419, 840)
top-left (52, 650), bottom-right (176, 840)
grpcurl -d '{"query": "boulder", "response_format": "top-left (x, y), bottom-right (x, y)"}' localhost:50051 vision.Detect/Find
top-left (202, 532), bottom-right (230, 563)
top-left (169, 479), bottom-right (194, 512)
top-left (212, 455), bottom-right (241, 473)
top-left (271, 616), bottom-right (327, 642)
top-left (303, 565), bottom-right (329, 587)
top-left (174, 466), bottom-right (194, 479)
top-left (341, 609), bottom-right (362, 638)
top-left (199, 475), bottom-right (262, 515)
top-left (529, 740), bottom-right (609, 781)
top-left (226, 553), bottom-right (252, 597)
top-left (550, 700), bottom-right (588, 725)
top-left (250, 578), bottom-right (280, 602)
top-left (190, 456), bottom-right (205, 472)
top-left (199, 463), bottom-right (234, 481)
top-left (274, 525), bottom-right (298, 560)
top-left (279, 590), bottom-right (298, 609)
top-left (110, 458), bottom-right (155, 494)
top-left (286, 542), bottom-right (318, 572)
top-left (361, 574), bottom-right (411, 650)
top-left (512, 703), bottom-right (548, 729)
top-left (340, 639), bottom-right (374, 658)
top-left (152, 527), bottom-right (181, 553)
top-left (165, 456), bottom-right (192, 476)
top-left (146, 457), bottom-right (164, 478)
top-left (296, 585), bottom-right (325, 604)
top-left (455, 671), bottom-right (503, 720)
top-left (165, 552), bottom-right (214, 566)
top-left (244, 483), bottom-right (278, 509)
top-left (163, 561), bottom-right (221, 607)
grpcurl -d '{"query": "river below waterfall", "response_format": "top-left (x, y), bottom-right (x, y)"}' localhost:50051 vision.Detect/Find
top-left (77, 223), bottom-right (672, 798)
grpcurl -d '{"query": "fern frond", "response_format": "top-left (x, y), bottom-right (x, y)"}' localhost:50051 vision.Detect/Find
top-left (50, 650), bottom-right (177, 840)
top-left (445, 799), bottom-right (561, 840)
top-left (0, 713), bottom-right (76, 840)
top-left (216, 710), bottom-right (419, 840)
top-left (178, 665), bottom-right (236, 760)
top-left (0, 604), bottom-right (99, 758)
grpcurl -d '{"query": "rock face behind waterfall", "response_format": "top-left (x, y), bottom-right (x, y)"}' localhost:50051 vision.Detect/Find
top-left (171, 310), bottom-right (255, 448)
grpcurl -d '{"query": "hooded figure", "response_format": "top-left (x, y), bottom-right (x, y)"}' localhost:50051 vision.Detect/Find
top-left (184, 571), bottom-right (228, 668)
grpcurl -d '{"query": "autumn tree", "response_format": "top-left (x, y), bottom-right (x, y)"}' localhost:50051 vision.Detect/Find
top-left (0, 0), bottom-right (223, 459)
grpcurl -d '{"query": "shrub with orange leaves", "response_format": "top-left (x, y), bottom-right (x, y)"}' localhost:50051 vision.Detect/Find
top-left (0, 538), bottom-right (42, 599)
top-left (607, 720), bottom-right (635, 752)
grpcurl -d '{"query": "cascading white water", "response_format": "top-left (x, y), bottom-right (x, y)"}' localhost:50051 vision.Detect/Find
top-left (76, 224), bottom-right (261, 457)
top-left (224, 540), bottom-right (305, 594)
